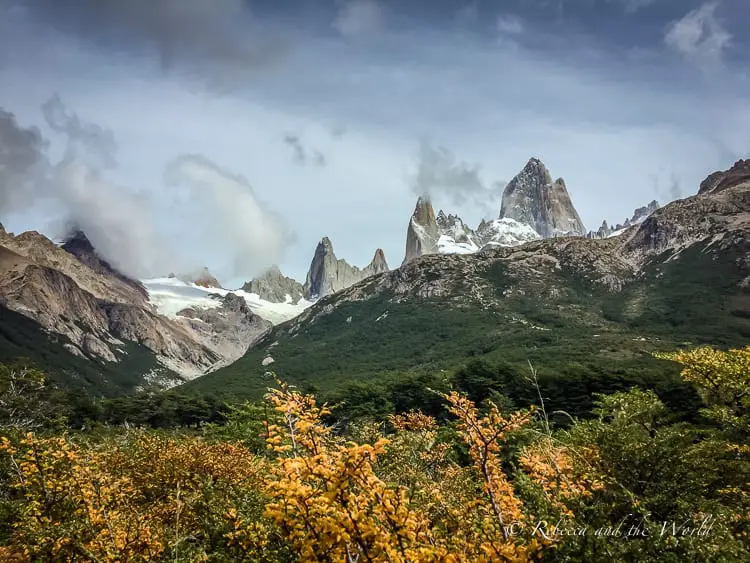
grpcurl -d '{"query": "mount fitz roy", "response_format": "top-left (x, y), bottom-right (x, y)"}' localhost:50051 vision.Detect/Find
top-left (403, 157), bottom-right (597, 264)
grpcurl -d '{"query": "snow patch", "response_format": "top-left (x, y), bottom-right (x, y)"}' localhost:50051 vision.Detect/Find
top-left (438, 234), bottom-right (479, 255)
top-left (142, 279), bottom-right (313, 325)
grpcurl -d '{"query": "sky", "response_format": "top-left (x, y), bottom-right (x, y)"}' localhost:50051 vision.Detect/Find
top-left (0, 0), bottom-right (748, 287)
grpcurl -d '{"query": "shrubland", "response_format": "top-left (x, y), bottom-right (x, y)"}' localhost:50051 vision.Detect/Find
top-left (0, 345), bottom-right (747, 561)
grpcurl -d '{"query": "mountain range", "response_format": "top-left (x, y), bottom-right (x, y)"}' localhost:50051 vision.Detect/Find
top-left (2, 156), bottom-right (747, 397)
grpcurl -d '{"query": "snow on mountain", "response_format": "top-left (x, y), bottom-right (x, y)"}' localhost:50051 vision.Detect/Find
top-left (143, 278), bottom-right (313, 325)
top-left (475, 218), bottom-right (542, 248)
top-left (437, 234), bottom-right (479, 254)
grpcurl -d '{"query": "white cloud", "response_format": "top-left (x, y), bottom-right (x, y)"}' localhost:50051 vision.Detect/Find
top-left (665, 2), bottom-right (732, 67)
top-left (333, 0), bottom-right (384, 38)
top-left (164, 155), bottom-right (294, 280)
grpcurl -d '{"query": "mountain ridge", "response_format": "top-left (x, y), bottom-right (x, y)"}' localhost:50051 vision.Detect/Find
top-left (187, 159), bottom-right (750, 400)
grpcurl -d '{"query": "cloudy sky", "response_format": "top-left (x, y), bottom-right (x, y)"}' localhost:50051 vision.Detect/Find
top-left (1, 0), bottom-right (748, 286)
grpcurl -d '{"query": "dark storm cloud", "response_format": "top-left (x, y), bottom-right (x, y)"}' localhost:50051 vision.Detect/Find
top-left (18, 0), bottom-right (287, 88)
top-left (0, 108), bottom-right (48, 213)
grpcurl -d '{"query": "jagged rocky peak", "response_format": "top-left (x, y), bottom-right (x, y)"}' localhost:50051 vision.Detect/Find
top-left (699, 159), bottom-right (750, 195)
top-left (587, 200), bottom-right (661, 239)
top-left (242, 264), bottom-right (305, 304)
top-left (61, 229), bottom-right (96, 255)
top-left (436, 210), bottom-right (473, 244)
top-left (303, 237), bottom-right (389, 300)
top-left (60, 228), bottom-right (149, 300)
top-left (500, 157), bottom-right (586, 238)
top-left (628, 200), bottom-right (660, 225)
top-left (369, 248), bottom-right (389, 273)
top-left (403, 194), bottom-right (440, 264)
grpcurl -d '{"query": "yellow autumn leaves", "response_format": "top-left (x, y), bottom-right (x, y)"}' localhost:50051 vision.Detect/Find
top-left (0, 378), bottom-right (611, 561)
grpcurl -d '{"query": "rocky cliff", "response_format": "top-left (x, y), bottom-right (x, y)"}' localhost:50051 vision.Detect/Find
top-left (61, 229), bottom-right (149, 301)
top-left (403, 196), bottom-right (440, 264)
top-left (699, 159), bottom-right (750, 195)
top-left (242, 265), bottom-right (305, 303)
top-left (303, 237), bottom-right (389, 299)
top-left (499, 158), bottom-right (586, 238)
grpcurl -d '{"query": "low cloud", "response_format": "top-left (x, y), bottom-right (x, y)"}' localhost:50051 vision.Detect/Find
top-left (664, 2), bottom-right (731, 67)
top-left (333, 0), bottom-right (384, 38)
top-left (411, 140), bottom-right (499, 217)
top-left (1, 97), bottom-right (293, 280)
top-left (41, 93), bottom-right (118, 169)
top-left (650, 170), bottom-right (684, 203)
top-left (283, 134), bottom-right (327, 167)
top-left (330, 125), bottom-right (347, 140)
top-left (0, 97), bottom-right (168, 276)
top-left (164, 154), bottom-right (294, 279)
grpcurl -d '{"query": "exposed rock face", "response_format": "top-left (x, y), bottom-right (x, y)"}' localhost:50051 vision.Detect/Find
top-left (589, 220), bottom-right (612, 239)
top-left (303, 237), bottom-right (389, 299)
top-left (0, 228), bottom-right (148, 307)
top-left (403, 196), bottom-right (440, 264)
top-left (0, 241), bottom-right (222, 377)
top-left (61, 229), bottom-right (149, 301)
top-left (630, 200), bottom-right (660, 224)
top-left (699, 159), bottom-right (750, 195)
top-left (587, 200), bottom-right (660, 239)
top-left (0, 228), bottom-right (271, 382)
top-left (176, 293), bottom-right (271, 368)
top-left (499, 158), bottom-right (586, 238)
top-left (403, 195), bottom-right (544, 264)
top-left (242, 265), bottom-right (305, 304)
top-left (401, 159), bottom-right (587, 264)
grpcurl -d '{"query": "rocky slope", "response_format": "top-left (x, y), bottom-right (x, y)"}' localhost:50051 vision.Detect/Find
top-left (303, 237), bottom-right (389, 299)
top-left (242, 265), bottom-right (305, 304)
top-left (176, 293), bottom-right (272, 366)
top-left (499, 158), bottom-right (586, 238)
top-left (0, 227), bottom-right (270, 390)
top-left (192, 159), bottom-right (750, 399)
top-left (62, 230), bottom-right (150, 301)
top-left (699, 158), bottom-right (750, 194)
